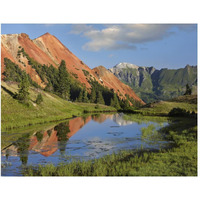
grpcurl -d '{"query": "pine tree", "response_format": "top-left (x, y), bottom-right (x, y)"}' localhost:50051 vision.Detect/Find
top-left (36, 93), bottom-right (43, 105)
top-left (57, 60), bottom-right (70, 100)
top-left (77, 89), bottom-right (83, 102)
top-left (122, 99), bottom-right (130, 110)
top-left (16, 71), bottom-right (30, 103)
top-left (90, 87), bottom-right (96, 103)
top-left (96, 91), bottom-right (105, 105)
top-left (110, 93), bottom-right (121, 109)
top-left (82, 88), bottom-right (89, 103)
top-left (184, 84), bottom-right (192, 95)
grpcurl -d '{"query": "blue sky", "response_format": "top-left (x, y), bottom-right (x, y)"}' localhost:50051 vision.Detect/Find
top-left (1, 24), bottom-right (197, 69)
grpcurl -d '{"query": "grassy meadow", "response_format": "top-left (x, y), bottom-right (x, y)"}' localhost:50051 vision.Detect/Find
top-left (1, 81), bottom-right (116, 131)
top-left (1, 81), bottom-right (197, 176)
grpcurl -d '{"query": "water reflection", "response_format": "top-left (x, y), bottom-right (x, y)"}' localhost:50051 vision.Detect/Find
top-left (1, 113), bottom-right (170, 175)
top-left (2, 116), bottom-right (94, 162)
top-left (55, 122), bottom-right (70, 156)
top-left (13, 133), bottom-right (30, 165)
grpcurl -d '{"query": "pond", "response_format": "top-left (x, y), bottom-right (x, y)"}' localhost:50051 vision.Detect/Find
top-left (1, 113), bottom-right (170, 176)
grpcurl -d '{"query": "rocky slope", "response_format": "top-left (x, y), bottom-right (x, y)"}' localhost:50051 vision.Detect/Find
top-left (1, 33), bottom-right (143, 104)
top-left (92, 65), bottom-right (145, 104)
top-left (109, 62), bottom-right (197, 102)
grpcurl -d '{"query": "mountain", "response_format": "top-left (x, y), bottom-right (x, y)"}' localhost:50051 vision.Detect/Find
top-left (109, 62), bottom-right (197, 103)
top-left (1, 33), bottom-right (96, 88)
top-left (1, 33), bottom-right (144, 106)
top-left (92, 65), bottom-right (144, 104)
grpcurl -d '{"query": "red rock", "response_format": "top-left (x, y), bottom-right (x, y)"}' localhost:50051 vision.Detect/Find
top-left (1, 33), bottom-right (145, 104)
top-left (93, 66), bottom-right (145, 105)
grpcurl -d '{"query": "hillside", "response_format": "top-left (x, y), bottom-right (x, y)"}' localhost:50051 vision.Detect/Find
top-left (1, 33), bottom-right (143, 105)
top-left (1, 81), bottom-right (116, 131)
top-left (109, 62), bottom-right (197, 103)
top-left (92, 65), bottom-right (145, 105)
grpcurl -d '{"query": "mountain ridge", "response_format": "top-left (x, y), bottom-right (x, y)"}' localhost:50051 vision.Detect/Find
top-left (109, 62), bottom-right (197, 103)
top-left (1, 33), bottom-right (144, 105)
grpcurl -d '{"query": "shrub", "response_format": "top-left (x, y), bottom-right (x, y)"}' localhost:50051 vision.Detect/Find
top-left (82, 69), bottom-right (89, 76)
top-left (168, 108), bottom-right (190, 117)
top-left (36, 93), bottom-right (43, 105)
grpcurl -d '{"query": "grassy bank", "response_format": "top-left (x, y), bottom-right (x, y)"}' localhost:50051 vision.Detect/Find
top-left (1, 81), bottom-right (116, 131)
top-left (133, 95), bottom-right (197, 116)
top-left (23, 116), bottom-right (197, 176)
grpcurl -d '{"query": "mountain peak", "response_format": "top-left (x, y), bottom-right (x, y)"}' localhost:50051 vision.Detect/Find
top-left (114, 62), bottom-right (139, 69)
top-left (2, 32), bottom-right (145, 105)
top-left (43, 32), bottom-right (52, 36)
top-left (95, 65), bottom-right (107, 71)
top-left (37, 32), bottom-right (53, 39)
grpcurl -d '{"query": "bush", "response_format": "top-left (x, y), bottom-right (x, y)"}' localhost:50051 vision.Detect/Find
top-left (168, 108), bottom-right (190, 117)
top-left (82, 69), bottom-right (89, 76)
top-left (36, 93), bottom-right (43, 105)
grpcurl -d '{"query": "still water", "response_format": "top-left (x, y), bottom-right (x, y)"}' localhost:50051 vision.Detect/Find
top-left (1, 113), bottom-right (169, 176)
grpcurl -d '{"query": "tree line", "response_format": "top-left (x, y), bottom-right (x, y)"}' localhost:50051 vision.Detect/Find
top-left (3, 57), bottom-right (143, 110)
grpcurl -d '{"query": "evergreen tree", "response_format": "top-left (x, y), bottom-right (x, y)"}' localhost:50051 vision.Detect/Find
top-left (36, 93), bottom-right (43, 105)
top-left (90, 87), bottom-right (96, 103)
top-left (184, 84), bottom-right (192, 95)
top-left (122, 99), bottom-right (130, 110)
top-left (16, 71), bottom-right (30, 103)
top-left (57, 60), bottom-right (70, 100)
top-left (70, 83), bottom-right (82, 101)
top-left (44, 81), bottom-right (54, 92)
top-left (77, 89), bottom-right (83, 102)
top-left (110, 93), bottom-right (121, 109)
top-left (96, 91), bottom-right (105, 105)
top-left (82, 88), bottom-right (89, 103)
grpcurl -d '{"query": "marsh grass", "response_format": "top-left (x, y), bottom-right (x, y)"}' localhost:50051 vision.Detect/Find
top-left (23, 117), bottom-right (197, 176)
top-left (141, 124), bottom-right (165, 145)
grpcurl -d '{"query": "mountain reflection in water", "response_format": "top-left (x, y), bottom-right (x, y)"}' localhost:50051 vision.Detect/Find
top-left (1, 113), bottom-right (169, 175)
top-left (2, 113), bottom-right (132, 159)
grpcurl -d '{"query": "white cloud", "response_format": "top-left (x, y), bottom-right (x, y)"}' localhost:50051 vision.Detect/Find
top-left (70, 24), bottom-right (196, 51)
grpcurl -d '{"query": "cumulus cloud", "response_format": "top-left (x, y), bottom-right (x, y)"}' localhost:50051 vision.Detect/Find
top-left (70, 24), bottom-right (196, 51)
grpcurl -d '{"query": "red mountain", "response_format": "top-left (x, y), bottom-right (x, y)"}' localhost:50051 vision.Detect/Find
top-left (1, 33), bottom-right (145, 105)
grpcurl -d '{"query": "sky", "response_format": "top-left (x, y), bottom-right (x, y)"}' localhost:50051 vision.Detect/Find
top-left (1, 24), bottom-right (197, 69)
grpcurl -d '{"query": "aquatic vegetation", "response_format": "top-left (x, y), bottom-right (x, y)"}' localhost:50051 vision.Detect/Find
top-left (141, 124), bottom-right (164, 145)
top-left (23, 117), bottom-right (197, 176)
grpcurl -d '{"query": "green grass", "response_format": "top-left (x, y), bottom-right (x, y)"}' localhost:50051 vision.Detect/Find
top-left (23, 117), bottom-right (197, 176)
top-left (134, 97), bottom-right (197, 116)
top-left (1, 81), bottom-right (116, 131)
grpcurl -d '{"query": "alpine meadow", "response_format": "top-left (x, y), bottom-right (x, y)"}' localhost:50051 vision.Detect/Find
top-left (1, 24), bottom-right (197, 176)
